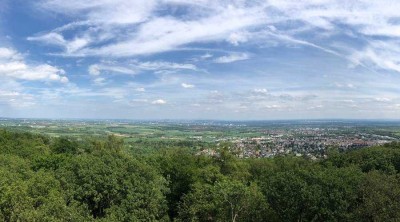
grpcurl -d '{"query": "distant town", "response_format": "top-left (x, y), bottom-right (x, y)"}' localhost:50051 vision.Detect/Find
top-left (1, 118), bottom-right (399, 159)
top-left (209, 127), bottom-right (395, 159)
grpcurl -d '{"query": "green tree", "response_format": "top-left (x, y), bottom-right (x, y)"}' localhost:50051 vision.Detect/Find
top-left (0, 167), bottom-right (89, 221)
top-left (153, 148), bottom-right (200, 219)
top-left (260, 165), bottom-right (362, 221)
top-left (177, 179), bottom-right (276, 222)
top-left (55, 151), bottom-right (168, 221)
top-left (51, 137), bottom-right (79, 154)
top-left (354, 171), bottom-right (400, 221)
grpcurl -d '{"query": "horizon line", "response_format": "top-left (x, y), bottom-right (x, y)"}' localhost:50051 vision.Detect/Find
top-left (1, 117), bottom-right (400, 122)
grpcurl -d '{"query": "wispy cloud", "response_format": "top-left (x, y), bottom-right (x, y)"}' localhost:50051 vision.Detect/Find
top-left (28, 33), bottom-right (91, 54)
top-left (88, 60), bottom-right (198, 79)
top-left (31, 0), bottom-right (266, 57)
top-left (134, 61), bottom-right (197, 71)
top-left (350, 40), bottom-right (400, 73)
top-left (88, 64), bottom-right (136, 76)
top-left (214, 53), bottom-right (250, 63)
top-left (27, 0), bottom-right (400, 75)
top-left (92, 77), bottom-right (106, 86)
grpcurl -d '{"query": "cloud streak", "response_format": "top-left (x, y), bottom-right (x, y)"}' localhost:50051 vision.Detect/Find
top-left (32, 0), bottom-right (266, 57)
top-left (88, 60), bottom-right (198, 85)
top-left (181, 83), bottom-right (195, 88)
top-left (214, 53), bottom-right (250, 63)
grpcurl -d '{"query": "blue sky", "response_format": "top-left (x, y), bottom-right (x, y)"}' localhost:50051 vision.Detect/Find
top-left (1, 0), bottom-right (400, 119)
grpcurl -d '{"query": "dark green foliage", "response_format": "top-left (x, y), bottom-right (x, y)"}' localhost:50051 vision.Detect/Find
top-left (55, 151), bottom-right (168, 220)
top-left (153, 148), bottom-right (204, 219)
top-left (326, 144), bottom-right (400, 174)
top-left (354, 171), bottom-right (400, 221)
top-left (260, 166), bottom-right (362, 221)
top-left (51, 137), bottom-right (80, 154)
top-left (0, 129), bottom-right (50, 159)
top-left (177, 180), bottom-right (276, 222)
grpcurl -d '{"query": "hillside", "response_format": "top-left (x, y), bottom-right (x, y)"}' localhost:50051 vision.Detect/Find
top-left (0, 129), bottom-right (400, 221)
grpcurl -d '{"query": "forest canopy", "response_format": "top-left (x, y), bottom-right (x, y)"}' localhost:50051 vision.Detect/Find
top-left (1, 129), bottom-right (400, 221)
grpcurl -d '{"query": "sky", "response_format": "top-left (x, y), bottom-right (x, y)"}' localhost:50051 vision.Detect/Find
top-left (1, 0), bottom-right (400, 120)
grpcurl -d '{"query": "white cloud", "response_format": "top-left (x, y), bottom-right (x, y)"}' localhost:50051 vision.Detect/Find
top-left (27, 32), bottom-right (90, 54)
top-left (86, 8), bottom-right (264, 57)
top-left (32, 1), bottom-right (266, 57)
top-left (93, 77), bottom-right (106, 86)
top-left (135, 87), bottom-right (145, 92)
top-left (181, 83), bottom-right (194, 88)
top-left (0, 47), bottom-right (68, 83)
top-left (262, 1), bottom-right (400, 74)
top-left (334, 82), bottom-right (356, 89)
top-left (266, 0), bottom-right (400, 35)
top-left (0, 48), bottom-right (21, 59)
top-left (253, 88), bottom-right (268, 94)
top-left (374, 97), bottom-right (391, 102)
top-left (151, 99), bottom-right (167, 105)
top-left (350, 40), bottom-right (400, 73)
top-left (200, 53), bottom-right (213, 59)
top-left (214, 53), bottom-right (250, 63)
top-left (88, 64), bottom-right (136, 75)
top-left (88, 60), bottom-right (197, 76)
top-left (135, 61), bottom-right (197, 71)
top-left (88, 64), bottom-right (101, 75)
top-left (27, 32), bottom-right (66, 46)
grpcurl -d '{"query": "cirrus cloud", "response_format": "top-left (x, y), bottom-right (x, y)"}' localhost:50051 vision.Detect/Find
top-left (214, 53), bottom-right (250, 63)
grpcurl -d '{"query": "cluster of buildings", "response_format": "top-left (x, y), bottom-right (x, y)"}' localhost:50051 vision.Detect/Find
top-left (207, 128), bottom-right (397, 159)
